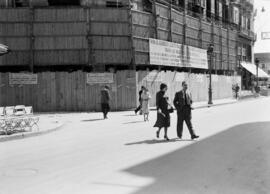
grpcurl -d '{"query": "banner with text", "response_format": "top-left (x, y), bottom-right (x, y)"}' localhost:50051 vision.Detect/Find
top-left (86, 73), bottom-right (114, 84)
top-left (9, 73), bottom-right (38, 85)
top-left (149, 38), bottom-right (208, 69)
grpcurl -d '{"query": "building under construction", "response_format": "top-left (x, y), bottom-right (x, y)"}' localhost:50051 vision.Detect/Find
top-left (0, 0), bottom-right (256, 111)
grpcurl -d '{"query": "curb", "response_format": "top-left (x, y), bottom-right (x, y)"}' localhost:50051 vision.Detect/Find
top-left (150, 95), bottom-right (265, 111)
top-left (0, 121), bottom-right (65, 143)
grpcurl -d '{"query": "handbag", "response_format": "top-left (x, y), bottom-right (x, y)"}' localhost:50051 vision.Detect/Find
top-left (168, 104), bottom-right (174, 113)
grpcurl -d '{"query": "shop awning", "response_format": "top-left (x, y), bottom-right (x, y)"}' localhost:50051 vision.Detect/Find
top-left (240, 62), bottom-right (270, 78)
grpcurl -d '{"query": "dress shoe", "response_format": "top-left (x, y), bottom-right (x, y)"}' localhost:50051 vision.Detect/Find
top-left (164, 136), bottom-right (170, 141)
top-left (191, 135), bottom-right (199, 140)
top-left (156, 131), bottom-right (160, 138)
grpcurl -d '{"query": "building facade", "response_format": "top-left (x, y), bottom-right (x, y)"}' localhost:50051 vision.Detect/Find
top-left (0, 0), bottom-right (256, 111)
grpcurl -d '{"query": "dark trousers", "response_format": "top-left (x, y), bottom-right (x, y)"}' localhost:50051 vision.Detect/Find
top-left (135, 103), bottom-right (142, 113)
top-left (101, 103), bottom-right (110, 118)
top-left (177, 108), bottom-right (195, 138)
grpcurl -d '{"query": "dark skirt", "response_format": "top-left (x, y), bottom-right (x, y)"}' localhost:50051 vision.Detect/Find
top-left (153, 112), bottom-right (170, 128)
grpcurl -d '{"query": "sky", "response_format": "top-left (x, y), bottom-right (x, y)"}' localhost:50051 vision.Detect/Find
top-left (254, 0), bottom-right (270, 53)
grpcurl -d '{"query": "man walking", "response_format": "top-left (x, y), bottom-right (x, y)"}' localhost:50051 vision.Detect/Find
top-left (100, 85), bottom-right (111, 119)
top-left (173, 81), bottom-right (199, 140)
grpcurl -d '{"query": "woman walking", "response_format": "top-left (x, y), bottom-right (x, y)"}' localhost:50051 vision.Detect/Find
top-left (154, 83), bottom-right (173, 141)
top-left (141, 88), bottom-right (151, 121)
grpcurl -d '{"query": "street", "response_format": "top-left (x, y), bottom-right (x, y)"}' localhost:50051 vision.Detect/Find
top-left (0, 97), bottom-right (270, 194)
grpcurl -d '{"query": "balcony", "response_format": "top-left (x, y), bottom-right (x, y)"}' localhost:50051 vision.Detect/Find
top-left (239, 27), bottom-right (256, 41)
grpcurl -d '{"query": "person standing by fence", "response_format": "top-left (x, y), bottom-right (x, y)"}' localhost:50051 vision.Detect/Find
top-left (100, 85), bottom-right (111, 119)
top-left (141, 88), bottom-right (151, 121)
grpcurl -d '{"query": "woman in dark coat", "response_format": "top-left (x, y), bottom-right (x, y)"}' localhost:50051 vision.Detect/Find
top-left (154, 83), bottom-right (173, 141)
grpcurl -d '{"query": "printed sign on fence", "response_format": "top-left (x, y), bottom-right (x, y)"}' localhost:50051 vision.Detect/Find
top-left (9, 73), bottom-right (38, 85)
top-left (86, 73), bottom-right (114, 84)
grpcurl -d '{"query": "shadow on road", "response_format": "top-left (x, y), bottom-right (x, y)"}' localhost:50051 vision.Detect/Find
top-left (123, 121), bottom-right (146, 124)
top-left (125, 138), bottom-right (193, 145)
top-left (124, 114), bottom-right (138, 117)
top-left (124, 121), bottom-right (270, 194)
top-left (81, 118), bottom-right (104, 122)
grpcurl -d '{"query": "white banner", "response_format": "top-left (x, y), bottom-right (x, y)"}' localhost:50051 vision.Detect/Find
top-left (9, 73), bottom-right (38, 85)
top-left (149, 38), bottom-right (208, 69)
top-left (86, 73), bottom-right (114, 84)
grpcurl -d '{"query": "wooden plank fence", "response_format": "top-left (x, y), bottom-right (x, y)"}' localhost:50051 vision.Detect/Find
top-left (0, 70), bottom-right (240, 112)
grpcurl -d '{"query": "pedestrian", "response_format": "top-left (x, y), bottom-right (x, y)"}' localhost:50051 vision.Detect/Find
top-left (100, 85), bottom-right (111, 119)
top-left (141, 88), bottom-right (151, 121)
top-left (134, 86), bottom-right (145, 115)
top-left (173, 81), bottom-right (199, 140)
top-left (235, 83), bottom-right (240, 99)
top-left (154, 83), bottom-right (173, 141)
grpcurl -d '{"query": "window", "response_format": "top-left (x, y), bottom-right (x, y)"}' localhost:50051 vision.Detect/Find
top-left (233, 7), bottom-right (239, 24)
top-left (142, 0), bottom-right (152, 12)
top-left (48, 0), bottom-right (80, 6)
top-left (106, 1), bottom-right (124, 8)
top-left (15, 0), bottom-right (29, 7)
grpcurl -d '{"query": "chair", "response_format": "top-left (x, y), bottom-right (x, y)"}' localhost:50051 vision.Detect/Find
top-left (0, 107), bottom-right (4, 116)
top-left (14, 105), bottom-right (26, 116)
top-left (4, 106), bottom-right (15, 116)
top-left (25, 106), bottom-right (33, 115)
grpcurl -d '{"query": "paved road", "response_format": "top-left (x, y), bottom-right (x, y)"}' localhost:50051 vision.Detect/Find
top-left (1, 97), bottom-right (270, 194)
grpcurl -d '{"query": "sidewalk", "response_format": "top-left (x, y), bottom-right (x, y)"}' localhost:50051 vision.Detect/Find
top-left (0, 94), bottom-right (263, 142)
top-left (0, 114), bottom-right (64, 142)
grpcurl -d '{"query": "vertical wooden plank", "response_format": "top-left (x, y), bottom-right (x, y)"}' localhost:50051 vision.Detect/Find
top-left (50, 72), bottom-right (56, 112)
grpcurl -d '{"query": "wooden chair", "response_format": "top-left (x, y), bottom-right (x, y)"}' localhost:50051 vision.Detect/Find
top-left (4, 106), bottom-right (15, 117)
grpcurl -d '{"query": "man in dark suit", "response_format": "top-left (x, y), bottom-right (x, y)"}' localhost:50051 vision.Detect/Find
top-left (173, 81), bottom-right (199, 140)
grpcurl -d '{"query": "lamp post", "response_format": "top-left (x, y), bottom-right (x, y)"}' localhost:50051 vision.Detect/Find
top-left (255, 58), bottom-right (260, 93)
top-left (207, 44), bottom-right (214, 105)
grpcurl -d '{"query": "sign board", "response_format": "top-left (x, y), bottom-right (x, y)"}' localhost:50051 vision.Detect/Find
top-left (9, 73), bottom-right (38, 85)
top-left (86, 73), bottom-right (114, 84)
top-left (261, 32), bottom-right (270, 40)
top-left (149, 38), bottom-right (208, 69)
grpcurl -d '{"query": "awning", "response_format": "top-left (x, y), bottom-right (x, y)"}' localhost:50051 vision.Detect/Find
top-left (240, 62), bottom-right (270, 78)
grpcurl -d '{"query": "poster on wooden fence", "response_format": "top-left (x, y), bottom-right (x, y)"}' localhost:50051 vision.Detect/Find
top-left (9, 73), bottom-right (38, 85)
top-left (86, 73), bottom-right (114, 84)
top-left (149, 38), bottom-right (208, 69)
